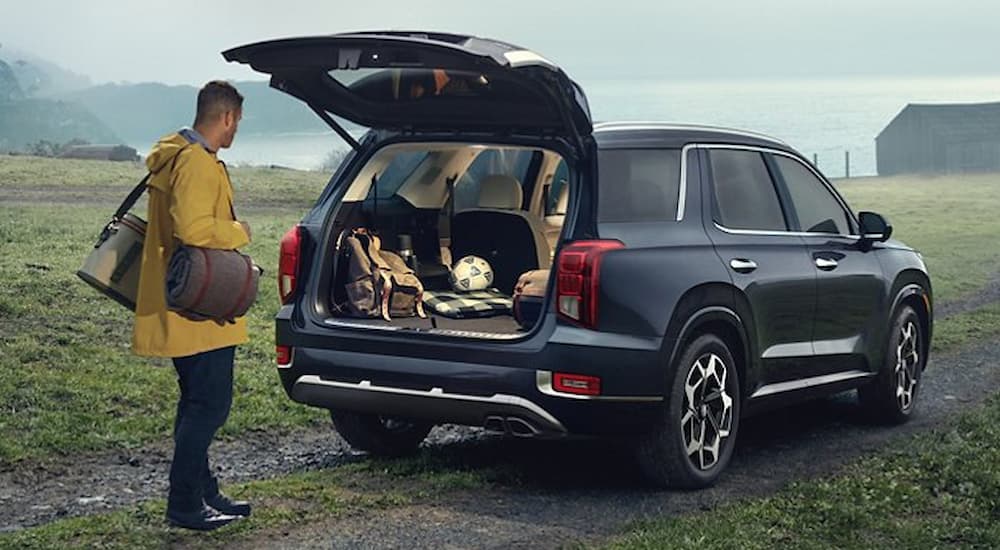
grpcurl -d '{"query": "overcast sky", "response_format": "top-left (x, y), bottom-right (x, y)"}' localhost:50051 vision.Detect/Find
top-left (2, 0), bottom-right (999, 85)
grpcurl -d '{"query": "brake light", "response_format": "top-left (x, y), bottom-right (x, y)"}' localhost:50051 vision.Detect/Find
top-left (278, 225), bottom-right (302, 304)
top-left (553, 372), bottom-right (602, 396)
top-left (276, 345), bottom-right (293, 367)
top-left (556, 240), bottom-right (624, 329)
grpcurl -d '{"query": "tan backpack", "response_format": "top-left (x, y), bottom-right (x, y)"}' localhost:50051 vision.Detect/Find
top-left (334, 228), bottom-right (427, 321)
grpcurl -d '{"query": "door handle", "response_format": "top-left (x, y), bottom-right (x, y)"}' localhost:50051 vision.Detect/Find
top-left (815, 257), bottom-right (839, 270)
top-left (729, 259), bottom-right (758, 273)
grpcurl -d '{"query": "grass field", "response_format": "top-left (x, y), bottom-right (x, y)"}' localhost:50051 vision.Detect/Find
top-left (0, 456), bottom-right (489, 550)
top-left (1, 157), bottom-right (999, 547)
top-left (606, 394), bottom-right (1000, 550)
top-left (1, 157), bottom-right (999, 466)
top-left (0, 156), bottom-right (332, 465)
top-left (835, 173), bottom-right (1000, 304)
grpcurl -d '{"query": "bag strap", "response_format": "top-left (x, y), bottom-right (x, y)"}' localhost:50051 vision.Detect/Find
top-left (111, 143), bottom-right (193, 222)
top-left (112, 173), bottom-right (152, 222)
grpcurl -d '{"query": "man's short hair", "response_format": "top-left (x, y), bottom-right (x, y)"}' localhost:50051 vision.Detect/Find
top-left (194, 81), bottom-right (244, 125)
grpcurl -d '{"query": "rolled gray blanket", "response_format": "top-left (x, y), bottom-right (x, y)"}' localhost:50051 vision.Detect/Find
top-left (167, 246), bottom-right (260, 321)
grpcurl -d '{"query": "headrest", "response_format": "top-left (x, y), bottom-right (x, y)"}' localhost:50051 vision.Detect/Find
top-left (477, 175), bottom-right (523, 209)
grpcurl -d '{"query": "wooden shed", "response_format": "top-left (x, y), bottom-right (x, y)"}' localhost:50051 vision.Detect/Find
top-left (876, 102), bottom-right (1000, 176)
top-left (59, 144), bottom-right (139, 162)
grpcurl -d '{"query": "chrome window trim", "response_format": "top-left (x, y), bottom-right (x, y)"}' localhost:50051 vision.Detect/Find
top-left (536, 371), bottom-right (664, 402)
top-left (677, 143), bottom-right (696, 221)
top-left (695, 143), bottom-right (862, 238)
top-left (713, 222), bottom-right (861, 240)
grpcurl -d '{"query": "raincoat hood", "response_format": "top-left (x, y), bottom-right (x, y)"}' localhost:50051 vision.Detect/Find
top-left (145, 133), bottom-right (200, 192)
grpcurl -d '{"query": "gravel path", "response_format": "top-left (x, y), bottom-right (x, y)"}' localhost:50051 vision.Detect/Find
top-left (1, 176), bottom-right (997, 541)
top-left (256, 336), bottom-right (1000, 549)
top-left (935, 272), bottom-right (1000, 319)
top-left (0, 425), bottom-right (483, 532)
top-left (2, 335), bottom-right (997, 541)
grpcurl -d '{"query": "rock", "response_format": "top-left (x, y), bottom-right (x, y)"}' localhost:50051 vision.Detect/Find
top-left (77, 496), bottom-right (106, 505)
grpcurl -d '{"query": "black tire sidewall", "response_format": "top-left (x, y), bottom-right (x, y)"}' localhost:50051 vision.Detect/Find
top-left (330, 410), bottom-right (433, 457)
top-left (864, 305), bottom-right (924, 422)
top-left (638, 333), bottom-right (741, 488)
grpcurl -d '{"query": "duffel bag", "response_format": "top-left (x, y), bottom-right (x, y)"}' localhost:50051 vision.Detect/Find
top-left (166, 246), bottom-right (261, 322)
top-left (334, 228), bottom-right (427, 321)
top-left (513, 269), bottom-right (549, 329)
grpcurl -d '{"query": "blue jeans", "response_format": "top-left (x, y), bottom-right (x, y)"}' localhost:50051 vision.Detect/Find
top-left (168, 346), bottom-right (235, 513)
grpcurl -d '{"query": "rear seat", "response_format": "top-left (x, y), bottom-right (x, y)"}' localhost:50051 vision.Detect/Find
top-left (450, 175), bottom-right (552, 294)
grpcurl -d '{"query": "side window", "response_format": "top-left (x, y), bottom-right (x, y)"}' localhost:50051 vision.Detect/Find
top-left (597, 149), bottom-right (681, 222)
top-left (709, 149), bottom-right (787, 231)
top-left (773, 156), bottom-right (852, 234)
top-left (371, 152), bottom-right (428, 199)
top-left (454, 148), bottom-right (535, 210)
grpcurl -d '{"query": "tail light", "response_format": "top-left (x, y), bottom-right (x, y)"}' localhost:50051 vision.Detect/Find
top-left (276, 345), bottom-right (293, 367)
top-left (278, 225), bottom-right (302, 304)
top-left (556, 240), bottom-right (624, 329)
top-left (553, 372), bottom-right (602, 396)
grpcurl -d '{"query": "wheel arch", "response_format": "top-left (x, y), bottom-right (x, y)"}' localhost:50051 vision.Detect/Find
top-left (889, 274), bottom-right (933, 363)
top-left (665, 291), bottom-right (755, 401)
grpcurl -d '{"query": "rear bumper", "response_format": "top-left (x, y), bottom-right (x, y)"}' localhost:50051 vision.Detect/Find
top-left (291, 375), bottom-right (568, 437)
top-left (276, 310), bottom-right (669, 436)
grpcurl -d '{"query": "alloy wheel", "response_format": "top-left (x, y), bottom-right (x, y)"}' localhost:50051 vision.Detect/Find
top-left (681, 353), bottom-right (734, 470)
top-left (895, 321), bottom-right (920, 411)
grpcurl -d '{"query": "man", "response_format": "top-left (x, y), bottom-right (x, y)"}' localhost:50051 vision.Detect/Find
top-left (133, 81), bottom-right (252, 531)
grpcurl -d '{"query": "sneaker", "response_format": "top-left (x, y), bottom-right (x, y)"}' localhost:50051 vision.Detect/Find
top-left (205, 492), bottom-right (252, 517)
top-left (166, 505), bottom-right (241, 531)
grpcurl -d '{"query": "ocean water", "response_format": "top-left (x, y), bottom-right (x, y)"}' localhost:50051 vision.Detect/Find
top-left (211, 76), bottom-right (1000, 178)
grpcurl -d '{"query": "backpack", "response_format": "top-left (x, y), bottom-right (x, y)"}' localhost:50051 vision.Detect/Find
top-left (334, 228), bottom-right (427, 321)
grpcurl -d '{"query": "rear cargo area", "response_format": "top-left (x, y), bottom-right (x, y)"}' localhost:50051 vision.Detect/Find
top-left (319, 142), bottom-right (571, 338)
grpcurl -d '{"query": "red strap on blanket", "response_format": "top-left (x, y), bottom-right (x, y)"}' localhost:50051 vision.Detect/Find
top-left (188, 247), bottom-right (213, 314)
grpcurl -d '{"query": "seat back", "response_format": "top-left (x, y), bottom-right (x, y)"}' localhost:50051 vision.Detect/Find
top-left (452, 175), bottom-right (551, 294)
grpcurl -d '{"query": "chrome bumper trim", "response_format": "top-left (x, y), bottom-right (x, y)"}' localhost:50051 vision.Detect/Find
top-left (292, 375), bottom-right (567, 435)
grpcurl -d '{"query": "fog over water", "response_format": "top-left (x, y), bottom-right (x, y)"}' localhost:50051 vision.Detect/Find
top-left (4, 1), bottom-right (999, 175)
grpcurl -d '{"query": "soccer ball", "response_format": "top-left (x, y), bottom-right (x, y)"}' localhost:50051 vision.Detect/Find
top-left (449, 255), bottom-right (494, 292)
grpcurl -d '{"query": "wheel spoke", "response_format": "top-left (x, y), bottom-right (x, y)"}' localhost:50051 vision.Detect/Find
top-left (680, 352), bottom-right (735, 471)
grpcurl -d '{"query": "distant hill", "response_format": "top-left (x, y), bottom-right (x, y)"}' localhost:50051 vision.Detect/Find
top-left (0, 98), bottom-right (119, 151)
top-left (0, 46), bottom-right (92, 96)
top-left (66, 80), bottom-right (330, 144)
top-left (0, 59), bottom-right (24, 101)
top-left (0, 47), bottom-right (349, 154)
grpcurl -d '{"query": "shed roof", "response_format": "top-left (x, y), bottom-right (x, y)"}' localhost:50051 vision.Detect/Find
top-left (877, 101), bottom-right (1000, 141)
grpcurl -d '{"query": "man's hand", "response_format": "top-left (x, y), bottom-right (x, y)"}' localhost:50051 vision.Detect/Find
top-left (239, 221), bottom-right (251, 241)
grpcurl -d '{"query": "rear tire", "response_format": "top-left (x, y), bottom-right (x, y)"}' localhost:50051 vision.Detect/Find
top-left (858, 305), bottom-right (925, 424)
top-left (330, 411), bottom-right (433, 457)
top-left (636, 334), bottom-right (741, 489)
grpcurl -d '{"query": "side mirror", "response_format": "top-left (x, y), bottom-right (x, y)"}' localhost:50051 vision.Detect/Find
top-left (859, 211), bottom-right (892, 242)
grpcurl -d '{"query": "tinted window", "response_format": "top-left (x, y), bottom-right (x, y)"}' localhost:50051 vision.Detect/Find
top-left (597, 149), bottom-right (681, 222)
top-left (709, 150), bottom-right (787, 231)
top-left (454, 149), bottom-right (536, 210)
top-left (371, 152), bottom-right (428, 198)
top-left (773, 156), bottom-right (851, 234)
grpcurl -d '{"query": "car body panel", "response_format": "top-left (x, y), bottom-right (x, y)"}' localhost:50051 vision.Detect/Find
top-left (223, 31), bottom-right (591, 141)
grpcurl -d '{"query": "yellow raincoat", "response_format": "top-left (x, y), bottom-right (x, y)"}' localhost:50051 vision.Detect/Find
top-left (132, 133), bottom-right (251, 358)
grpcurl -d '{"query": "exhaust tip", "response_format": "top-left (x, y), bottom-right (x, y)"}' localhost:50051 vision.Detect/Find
top-left (484, 416), bottom-right (506, 433)
top-left (505, 416), bottom-right (541, 438)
